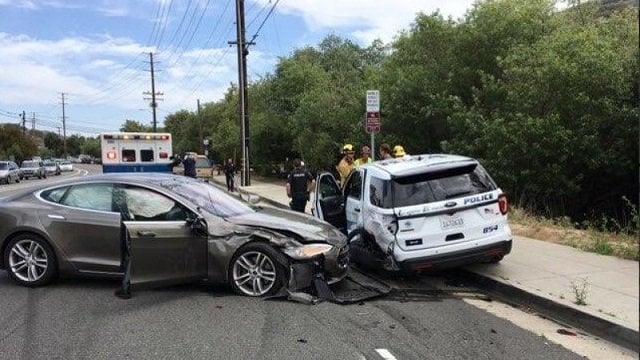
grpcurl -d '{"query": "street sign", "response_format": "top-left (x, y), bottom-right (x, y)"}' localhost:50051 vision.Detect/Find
top-left (366, 90), bottom-right (380, 112)
top-left (366, 111), bottom-right (380, 134)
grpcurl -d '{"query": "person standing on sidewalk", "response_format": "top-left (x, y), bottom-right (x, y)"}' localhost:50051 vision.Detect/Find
top-left (286, 158), bottom-right (315, 213)
top-left (224, 158), bottom-right (236, 192)
top-left (354, 145), bottom-right (373, 167)
top-left (336, 144), bottom-right (356, 186)
top-left (183, 154), bottom-right (197, 178)
top-left (379, 143), bottom-right (393, 160)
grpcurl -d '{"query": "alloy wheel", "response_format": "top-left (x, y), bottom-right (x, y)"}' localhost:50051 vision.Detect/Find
top-left (8, 239), bottom-right (49, 282)
top-left (232, 251), bottom-right (277, 296)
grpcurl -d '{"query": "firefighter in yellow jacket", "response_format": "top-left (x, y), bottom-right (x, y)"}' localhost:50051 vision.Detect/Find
top-left (336, 144), bottom-right (356, 185)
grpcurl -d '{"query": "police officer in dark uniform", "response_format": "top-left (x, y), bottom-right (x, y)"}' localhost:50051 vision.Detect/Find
top-left (183, 154), bottom-right (197, 178)
top-left (286, 158), bottom-right (314, 213)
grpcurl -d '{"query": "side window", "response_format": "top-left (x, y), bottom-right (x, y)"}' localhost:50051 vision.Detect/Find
top-left (369, 177), bottom-right (384, 207)
top-left (345, 171), bottom-right (362, 200)
top-left (122, 149), bottom-right (136, 162)
top-left (140, 149), bottom-right (154, 162)
top-left (60, 184), bottom-right (114, 212)
top-left (122, 186), bottom-right (188, 221)
top-left (41, 186), bottom-right (70, 203)
top-left (318, 174), bottom-right (341, 199)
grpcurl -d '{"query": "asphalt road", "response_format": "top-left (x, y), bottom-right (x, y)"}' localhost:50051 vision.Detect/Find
top-left (0, 273), bottom-right (583, 360)
top-left (0, 165), bottom-right (627, 359)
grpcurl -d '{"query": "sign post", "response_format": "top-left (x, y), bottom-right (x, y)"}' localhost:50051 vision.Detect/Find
top-left (365, 90), bottom-right (380, 160)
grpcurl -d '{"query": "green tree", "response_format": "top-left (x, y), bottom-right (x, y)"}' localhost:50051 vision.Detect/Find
top-left (44, 133), bottom-right (63, 156)
top-left (120, 119), bottom-right (152, 132)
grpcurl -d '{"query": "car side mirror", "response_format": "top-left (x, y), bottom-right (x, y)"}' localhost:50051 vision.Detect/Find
top-left (187, 215), bottom-right (208, 236)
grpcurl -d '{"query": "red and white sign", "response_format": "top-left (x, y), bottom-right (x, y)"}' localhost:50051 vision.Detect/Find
top-left (366, 111), bottom-right (380, 134)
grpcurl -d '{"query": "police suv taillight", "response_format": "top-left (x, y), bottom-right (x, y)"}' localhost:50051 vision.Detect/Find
top-left (498, 194), bottom-right (508, 215)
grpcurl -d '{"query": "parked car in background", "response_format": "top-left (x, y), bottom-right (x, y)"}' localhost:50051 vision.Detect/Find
top-left (0, 161), bottom-right (21, 184)
top-left (195, 155), bottom-right (214, 178)
top-left (59, 160), bottom-right (73, 172)
top-left (20, 160), bottom-right (46, 179)
top-left (43, 160), bottom-right (61, 176)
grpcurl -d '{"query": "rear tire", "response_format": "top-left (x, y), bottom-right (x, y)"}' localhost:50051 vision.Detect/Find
top-left (229, 242), bottom-right (287, 297)
top-left (4, 234), bottom-right (57, 287)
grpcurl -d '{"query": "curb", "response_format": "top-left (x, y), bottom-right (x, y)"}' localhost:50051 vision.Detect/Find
top-left (460, 269), bottom-right (639, 352)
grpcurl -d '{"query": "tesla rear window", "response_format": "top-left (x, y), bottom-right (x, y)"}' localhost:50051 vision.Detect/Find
top-left (377, 164), bottom-right (497, 208)
top-left (41, 187), bottom-right (69, 203)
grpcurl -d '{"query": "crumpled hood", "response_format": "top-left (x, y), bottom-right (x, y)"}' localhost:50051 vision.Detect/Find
top-left (226, 207), bottom-right (346, 246)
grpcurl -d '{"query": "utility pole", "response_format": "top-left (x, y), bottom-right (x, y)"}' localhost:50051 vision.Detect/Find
top-left (21, 111), bottom-right (26, 135)
top-left (61, 92), bottom-right (67, 157)
top-left (197, 99), bottom-right (204, 154)
top-left (233, 0), bottom-right (251, 186)
top-left (31, 112), bottom-right (35, 132)
top-left (143, 52), bottom-right (163, 132)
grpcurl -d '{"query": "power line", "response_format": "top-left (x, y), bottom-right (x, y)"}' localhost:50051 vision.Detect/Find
top-left (153, 0), bottom-right (175, 48)
top-left (247, 0), bottom-right (280, 47)
top-left (164, 0), bottom-right (214, 69)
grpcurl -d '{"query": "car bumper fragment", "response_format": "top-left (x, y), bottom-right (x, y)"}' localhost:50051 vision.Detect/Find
top-left (270, 255), bottom-right (390, 305)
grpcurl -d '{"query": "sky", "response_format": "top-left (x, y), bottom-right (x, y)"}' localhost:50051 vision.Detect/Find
top-left (0, 0), bottom-right (477, 136)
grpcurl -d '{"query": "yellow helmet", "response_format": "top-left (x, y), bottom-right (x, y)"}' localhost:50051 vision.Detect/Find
top-left (392, 145), bottom-right (406, 157)
top-left (342, 144), bottom-right (354, 152)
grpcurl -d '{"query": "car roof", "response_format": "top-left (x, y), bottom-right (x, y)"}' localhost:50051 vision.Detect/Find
top-left (361, 154), bottom-right (478, 178)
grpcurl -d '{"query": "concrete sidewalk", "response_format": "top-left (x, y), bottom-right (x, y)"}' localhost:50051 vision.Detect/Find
top-left (212, 174), bottom-right (639, 350)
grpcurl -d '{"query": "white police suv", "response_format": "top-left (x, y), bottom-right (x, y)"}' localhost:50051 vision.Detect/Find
top-left (312, 154), bottom-right (512, 271)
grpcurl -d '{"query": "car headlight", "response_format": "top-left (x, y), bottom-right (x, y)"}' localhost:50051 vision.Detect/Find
top-left (284, 243), bottom-right (333, 259)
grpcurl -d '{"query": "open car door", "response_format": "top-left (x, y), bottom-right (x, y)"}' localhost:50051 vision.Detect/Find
top-left (313, 172), bottom-right (346, 233)
top-left (124, 217), bottom-right (208, 292)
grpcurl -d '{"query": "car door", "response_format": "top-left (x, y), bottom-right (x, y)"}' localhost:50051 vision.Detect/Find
top-left (313, 172), bottom-right (346, 232)
top-left (39, 183), bottom-right (123, 273)
top-left (118, 185), bottom-right (208, 289)
top-left (343, 170), bottom-right (365, 234)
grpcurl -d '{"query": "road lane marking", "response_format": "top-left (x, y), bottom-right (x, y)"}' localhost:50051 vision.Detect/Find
top-left (375, 349), bottom-right (397, 360)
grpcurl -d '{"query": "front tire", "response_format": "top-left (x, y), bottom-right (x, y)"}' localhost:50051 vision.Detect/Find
top-left (229, 243), bottom-right (286, 297)
top-left (4, 234), bottom-right (57, 287)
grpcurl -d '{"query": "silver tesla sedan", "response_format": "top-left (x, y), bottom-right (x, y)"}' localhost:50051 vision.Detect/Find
top-left (0, 174), bottom-right (349, 297)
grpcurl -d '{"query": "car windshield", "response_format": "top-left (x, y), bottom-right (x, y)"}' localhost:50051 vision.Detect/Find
top-left (22, 161), bottom-right (37, 167)
top-left (373, 164), bottom-right (497, 208)
top-left (157, 178), bottom-right (254, 217)
top-left (44, 161), bottom-right (55, 166)
top-left (61, 161), bottom-right (71, 164)
top-left (0, 163), bottom-right (7, 170)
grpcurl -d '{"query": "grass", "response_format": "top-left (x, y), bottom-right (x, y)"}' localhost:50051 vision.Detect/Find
top-left (571, 278), bottom-right (589, 306)
top-left (508, 206), bottom-right (639, 261)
